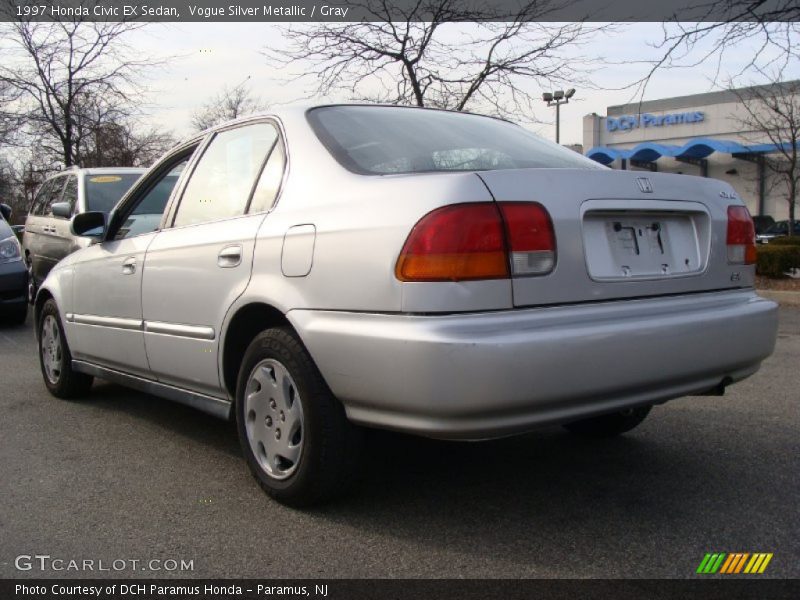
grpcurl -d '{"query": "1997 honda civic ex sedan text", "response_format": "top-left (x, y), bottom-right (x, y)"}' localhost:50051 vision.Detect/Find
top-left (34, 105), bottom-right (778, 506)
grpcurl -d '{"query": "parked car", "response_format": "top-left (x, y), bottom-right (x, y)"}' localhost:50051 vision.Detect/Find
top-left (34, 105), bottom-right (778, 506)
top-left (751, 215), bottom-right (775, 236)
top-left (0, 203), bottom-right (28, 324)
top-left (756, 219), bottom-right (800, 244)
top-left (23, 167), bottom-right (145, 302)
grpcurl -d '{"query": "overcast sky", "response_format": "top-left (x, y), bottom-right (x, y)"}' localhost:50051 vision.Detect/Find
top-left (126, 22), bottom-right (799, 146)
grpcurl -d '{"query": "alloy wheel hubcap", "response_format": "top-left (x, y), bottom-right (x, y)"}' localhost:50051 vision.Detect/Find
top-left (244, 359), bottom-right (304, 480)
top-left (41, 315), bottom-right (63, 384)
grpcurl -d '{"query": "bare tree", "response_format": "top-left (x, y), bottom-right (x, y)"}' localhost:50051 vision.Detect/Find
top-left (734, 78), bottom-right (800, 230)
top-left (0, 152), bottom-right (50, 222)
top-left (81, 120), bottom-right (176, 168)
top-left (0, 158), bottom-right (14, 209)
top-left (191, 81), bottom-right (268, 132)
top-left (0, 80), bottom-right (21, 147)
top-left (265, 0), bottom-right (606, 119)
top-left (0, 9), bottom-right (158, 167)
top-left (631, 1), bottom-right (800, 97)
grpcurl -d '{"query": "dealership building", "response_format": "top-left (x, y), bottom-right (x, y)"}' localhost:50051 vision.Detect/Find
top-left (583, 81), bottom-right (799, 220)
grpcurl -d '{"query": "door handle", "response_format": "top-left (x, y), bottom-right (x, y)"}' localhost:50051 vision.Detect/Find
top-left (218, 245), bottom-right (242, 268)
top-left (122, 257), bottom-right (136, 275)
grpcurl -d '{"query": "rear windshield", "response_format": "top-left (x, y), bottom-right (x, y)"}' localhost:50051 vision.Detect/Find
top-left (307, 106), bottom-right (603, 175)
top-left (85, 173), bottom-right (142, 213)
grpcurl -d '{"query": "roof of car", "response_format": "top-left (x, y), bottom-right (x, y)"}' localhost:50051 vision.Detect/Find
top-left (188, 103), bottom-right (509, 141)
top-left (72, 167), bottom-right (147, 175)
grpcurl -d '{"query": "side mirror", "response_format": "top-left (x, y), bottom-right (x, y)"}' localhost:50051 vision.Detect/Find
top-left (51, 202), bottom-right (72, 219)
top-left (71, 211), bottom-right (106, 239)
top-left (0, 203), bottom-right (11, 221)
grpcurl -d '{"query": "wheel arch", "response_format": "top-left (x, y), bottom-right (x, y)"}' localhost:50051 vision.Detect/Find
top-left (33, 287), bottom-right (55, 339)
top-left (221, 302), bottom-right (294, 400)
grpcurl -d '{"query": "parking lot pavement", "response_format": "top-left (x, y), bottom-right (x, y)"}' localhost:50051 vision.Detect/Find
top-left (0, 307), bottom-right (798, 580)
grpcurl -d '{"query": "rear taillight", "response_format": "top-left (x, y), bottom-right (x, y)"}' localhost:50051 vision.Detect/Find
top-left (395, 203), bottom-right (508, 281)
top-left (395, 202), bottom-right (555, 282)
top-left (727, 205), bottom-right (757, 265)
top-left (498, 202), bottom-right (556, 276)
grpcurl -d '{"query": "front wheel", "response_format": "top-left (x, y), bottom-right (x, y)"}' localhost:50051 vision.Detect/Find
top-left (236, 327), bottom-right (363, 507)
top-left (563, 406), bottom-right (652, 438)
top-left (38, 299), bottom-right (93, 398)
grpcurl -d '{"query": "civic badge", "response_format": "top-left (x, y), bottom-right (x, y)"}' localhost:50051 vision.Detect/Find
top-left (636, 177), bottom-right (653, 193)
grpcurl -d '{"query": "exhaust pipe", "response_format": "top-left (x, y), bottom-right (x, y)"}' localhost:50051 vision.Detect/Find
top-left (700, 376), bottom-right (732, 397)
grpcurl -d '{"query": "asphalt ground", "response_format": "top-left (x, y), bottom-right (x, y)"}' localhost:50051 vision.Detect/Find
top-left (1, 306), bottom-right (797, 579)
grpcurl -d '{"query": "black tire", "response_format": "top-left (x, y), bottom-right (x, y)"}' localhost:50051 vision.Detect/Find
top-left (38, 299), bottom-right (93, 399)
top-left (563, 406), bottom-right (652, 438)
top-left (236, 327), bottom-right (363, 507)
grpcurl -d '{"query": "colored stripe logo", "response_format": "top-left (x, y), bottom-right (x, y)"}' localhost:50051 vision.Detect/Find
top-left (697, 553), bottom-right (773, 574)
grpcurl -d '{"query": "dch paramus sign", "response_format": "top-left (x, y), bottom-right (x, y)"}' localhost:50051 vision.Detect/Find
top-left (607, 111), bottom-right (705, 132)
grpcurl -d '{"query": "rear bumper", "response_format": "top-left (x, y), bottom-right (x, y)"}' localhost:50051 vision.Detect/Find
top-left (0, 260), bottom-right (27, 309)
top-left (289, 289), bottom-right (778, 439)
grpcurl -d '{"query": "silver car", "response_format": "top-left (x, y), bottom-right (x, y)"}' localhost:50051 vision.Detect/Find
top-left (34, 105), bottom-right (778, 506)
top-left (23, 167), bottom-right (145, 302)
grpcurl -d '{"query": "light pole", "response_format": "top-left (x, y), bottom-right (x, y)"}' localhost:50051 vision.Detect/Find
top-left (542, 88), bottom-right (575, 144)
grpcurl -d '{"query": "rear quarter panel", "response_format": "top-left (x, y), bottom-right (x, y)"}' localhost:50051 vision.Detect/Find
top-left (240, 111), bottom-right (513, 315)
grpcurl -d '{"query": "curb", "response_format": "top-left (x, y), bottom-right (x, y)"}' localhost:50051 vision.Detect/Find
top-left (756, 290), bottom-right (800, 307)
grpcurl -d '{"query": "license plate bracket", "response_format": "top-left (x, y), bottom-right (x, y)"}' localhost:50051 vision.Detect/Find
top-left (584, 210), bottom-right (706, 280)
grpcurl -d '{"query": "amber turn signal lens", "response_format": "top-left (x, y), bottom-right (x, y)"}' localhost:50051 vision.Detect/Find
top-left (395, 203), bottom-right (510, 282)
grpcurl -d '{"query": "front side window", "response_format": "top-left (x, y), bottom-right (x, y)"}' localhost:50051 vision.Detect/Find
top-left (31, 177), bottom-right (65, 216)
top-left (173, 123), bottom-right (279, 228)
top-left (115, 159), bottom-right (190, 240)
top-left (43, 176), bottom-right (67, 215)
top-left (61, 176), bottom-right (79, 215)
top-left (307, 106), bottom-right (604, 175)
top-left (85, 173), bottom-right (143, 213)
top-left (31, 180), bottom-right (56, 216)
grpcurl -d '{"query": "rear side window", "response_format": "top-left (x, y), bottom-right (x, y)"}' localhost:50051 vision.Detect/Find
top-left (249, 141), bottom-right (285, 213)
top-left (307, 106), bottom-right (603, 175)
top-left (173, 123), bottom-right (279, 227)
top-left (85, 173), bottom-right (142, 213)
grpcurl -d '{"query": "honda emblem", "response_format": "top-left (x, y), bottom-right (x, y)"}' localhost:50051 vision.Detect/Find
top-left (636, 177), bottom-right (653, 193)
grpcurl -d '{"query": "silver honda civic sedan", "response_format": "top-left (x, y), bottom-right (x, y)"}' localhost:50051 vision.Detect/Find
top-left (34, 104), bottom-right (778, 506)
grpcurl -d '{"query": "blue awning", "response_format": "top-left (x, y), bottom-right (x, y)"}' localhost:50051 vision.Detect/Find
top-left (586, 138), bottom-right (799, 164)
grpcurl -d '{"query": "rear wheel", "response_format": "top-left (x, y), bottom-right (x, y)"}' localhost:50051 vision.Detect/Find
top-left (38, 299), bottom-right (93, 398)
top-left (236, 327), bottom-right (363, 507)
top-left (563, 406), bottom-right (652, 438)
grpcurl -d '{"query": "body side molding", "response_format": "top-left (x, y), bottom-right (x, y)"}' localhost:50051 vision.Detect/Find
top-left (66, 314), bottom-right (215, 340)
top-left (67, 313), bottom-right (143, 330)
top-left (144, 321), bottom-right (216, 340)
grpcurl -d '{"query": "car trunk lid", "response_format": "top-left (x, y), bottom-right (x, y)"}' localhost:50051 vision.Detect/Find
top-left (476, 168), bottom-right (751, 308)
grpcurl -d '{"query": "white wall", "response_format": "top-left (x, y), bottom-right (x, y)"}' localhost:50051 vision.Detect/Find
top-left (583, 92), bottom-right (798, 219)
